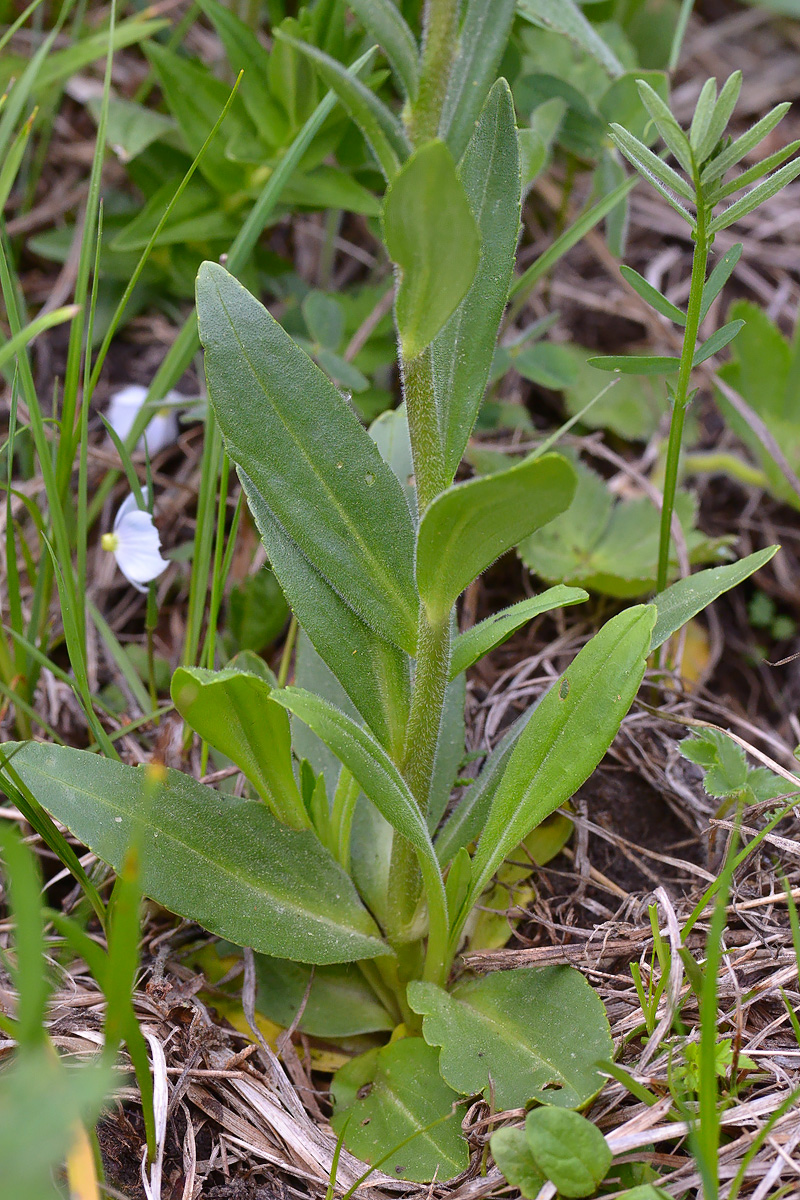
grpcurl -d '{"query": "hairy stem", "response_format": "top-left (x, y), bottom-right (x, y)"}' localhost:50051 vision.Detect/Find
top-left (402, 349), bottom-right (447, 514)
top-left (407, 0), bottom-right (462, 146)
top-left (657, 203), bottom-right (709, 593)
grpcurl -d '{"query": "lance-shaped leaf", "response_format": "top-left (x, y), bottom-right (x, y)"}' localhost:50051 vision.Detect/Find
top-left (692, 319), bottom-right (744, 367)
top-left (383, 139), bottom-right (480, 361)
top-left (434, 79), bottom-right (521, 479)
top-left (707, 157), bottom-right (800, 234)
top-left (271, 686), bottom-right (448, 944)
top-left (701, 102), bottom-right (791, 185)
top-left (450, 587), bottom-right (589, 679)
top-left (699, 243), bottom-right (742, 322)
top-left (651, 546), bottom-right (778, 651)
top-left (435, 708), bottom-right (534, 866)
top-left (416, 453), bottom-right (576, 622)
top-left (620, 264), bottom-right (685, 325)
top-left (696, 70), bottom-right (742, 164)
top-left (408, 966), bottom-right (613, 1109)
top-left (427, 671), bottom-right (466, 833)
top-left (466, 606), bottom-right (655, 908)
top-left (1, 742), bottom-right (387, 964)
top-left (689, 77), bottom-right (717, 157)
top-left (197, 263), bottom-right (419, 653)
top-left (635, 78), bottom-right (693, 176)
top-left (439, 0), bottom-right (517, 162)
top-left (587, 354), bottom-right (680, 376)
top-left (517, 0), bottom-right (624, 78)
top-left (274, 32), bottom-right (409, 178)
top-left (240, 470), bottom-right (410, 758)
top-left (171, 665), bottom-right (308, 830)
top-left (709, 142), bottom-right (800, 205)
top-left (346, 0), bottom-right (419, 100)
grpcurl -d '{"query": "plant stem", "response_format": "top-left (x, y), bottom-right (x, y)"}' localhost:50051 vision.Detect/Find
top-left (656, 204), bottom-right (709, 593)
top-left (402, 349), bottom-right (447, 513)
top-left (401, 609), bottom-right (451, 808)
top-left (407, 0), bottom-right (462, 146)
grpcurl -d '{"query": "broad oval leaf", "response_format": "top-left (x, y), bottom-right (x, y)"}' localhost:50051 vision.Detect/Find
top-left (408, 966), bottom-right (613, 1109)
top-left (490, 1128), bottom-right (544, 1199)
top-left (435, 79), bottom-right (521, 478)
top-left (2, 742), bottom-right (387, 965)
top-left (171, 665), bottom-right (308, 829)
top-left (524, 1107), bottom-right (612, 1198)
top-left (450, 586), bottom-right (588, 679)
top-left (331, 1037), bottom-right (469, 1182)
top-left (416, 453), bottom-right (576, 621)
top-left (239, 470), bottom-right (411, 757)
top-left (651, 546), bottom-right (778, 651)
top-left (197, 263), bottom-right (419, 653)
top-left (467, 605), bottom-right (655, 905)
top-left (383, 139), bottom-right (480, 361)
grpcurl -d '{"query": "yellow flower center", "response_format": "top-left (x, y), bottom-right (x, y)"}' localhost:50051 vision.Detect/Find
top-left (101, 532), bottom-right (119, 552)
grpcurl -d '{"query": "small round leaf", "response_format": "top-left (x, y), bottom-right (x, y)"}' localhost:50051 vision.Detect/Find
top-left (525, 1107), bottom-right (612, 1198)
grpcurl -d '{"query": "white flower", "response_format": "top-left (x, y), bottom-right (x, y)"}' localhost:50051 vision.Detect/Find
top-left (102, 492), bottom-right (169, 592)
top-left (105, 384), bottom-right (181, 456)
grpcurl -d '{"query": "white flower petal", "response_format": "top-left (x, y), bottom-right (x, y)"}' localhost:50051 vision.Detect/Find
top-left (114, 486), bottom-right (151, 530)
top-left (114, 509), bottom-right (169, 587)
top-left (106, 384), bottom-right (181, 455)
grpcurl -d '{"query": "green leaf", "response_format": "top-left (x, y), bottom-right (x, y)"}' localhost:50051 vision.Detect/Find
top-left (515, 342), bottom-right (578, 389)
top-left (435, 709), bottom-right (532, 866)
top-left (0, 823), bottom-right (49, 1048)
top-left (696, 70), bottom-right (742, 164)
top-left (609, 123), bottom-right (694, 202)
top-left (709, 141), bottom-right (800, 204)
top-left (679, 729), bottom-right (789, 805)
top-left (699, 243), bottom-right (742, 322)
top-left (427, 672), bottom-right (467, 832)
top-left (650, 546), bottom-right (779, 651)
top-left (417, 453), bottom-right (577, 621)
top-left (524, 1107), bottom-right (612, 1198)
top-left (620, 265), bottom-right (685, 325)
top-left (467, 605), bottom-right (655, 903)
top-left (439, 0), bottom-right (517, 161)
top-left (587, 354), bottom-right (680, 376)
top-left (145, 43), bottom-right (250, 193)
top-left (517, 0), bottom-right (624, 78)
top-left (435, 79), bottom-right (521, 478)
top-left (346, 0), bottom-right (419, 99)
top-left (196, 0), bottom-right (285, 140)
top-left (255, 955), bottom-right (394, 1036)
top-left (450, 587), bottom-right (589, 678)
top-left (634, 78), bottom-right (693, 175)
top-left (587, 350), bottom-right (681, 374)
top-left (383, 139), bottom-right (480, 361)
top-left (0, 1048), bottom-right (113, 1200)
top-left (707, 156), bottom-right (800, 234)
top-left (688, 77), bottom-right (717, 158)
top-left (197, 263), bottom-right (419, 653)
top-left (331, 1038), bottom-right (469, 1182)
top-left (560, 346), bottom-right (669, 441)
top-left (239, 471), bottom-right (411, 756)
top-left (490, 1127), bottom-right (545, 1199)
top-left (408, 966), bottom-right (613, 1109)
top-left (85, 95), bottom-right (174, 162)
top-left (170, 665), bottom-right (307, 829)
top-left (701, 102), bottom-right (791, 184)
top-left (302, 291), bottom-right (345, 350)
top-left (692, 318), bottom-right (745, 367)
top-left (3, 742), bottom-right (387, 965)
top-left (270, 686), bottom-right (448, 939)
top-left (520, 458), bottom-right (722, 598)
top-left (275, 32), bottom-right (409, 178)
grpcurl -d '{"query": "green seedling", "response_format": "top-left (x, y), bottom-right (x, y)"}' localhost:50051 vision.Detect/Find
top-left (590, 72), bottom-right (800, 591)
